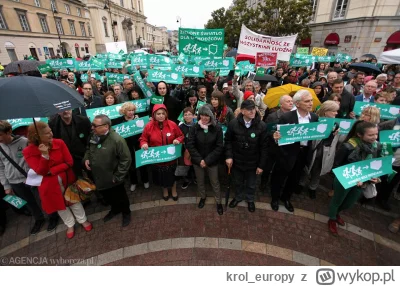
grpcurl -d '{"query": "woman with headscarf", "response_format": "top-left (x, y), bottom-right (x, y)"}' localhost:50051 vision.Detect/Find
top-left (312, 81), bottom-right (326, 101)
top-left (186, 105), bottom-right (224, 215)
top-left (149, 81), bottom-right (181, 123)
top-left (140, 104), bottom-right (184, 200)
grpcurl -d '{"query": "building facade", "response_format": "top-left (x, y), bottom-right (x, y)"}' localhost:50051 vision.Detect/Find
top-left (145, 24), bottom-right (168, 51)
top-left (84, 0), bottom-right (146, 53)
top-left (0, 0), bottom-right (95, 64)
top-left (168, 29), bottom-right (178, 53)
top-left (303, 0), bottom-right (400, 58)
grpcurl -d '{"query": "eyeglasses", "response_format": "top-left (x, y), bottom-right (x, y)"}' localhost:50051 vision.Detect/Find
top-left (83, 88), bottom-right (92, 90)
top-left (91, 123), bottom-right (107, 128)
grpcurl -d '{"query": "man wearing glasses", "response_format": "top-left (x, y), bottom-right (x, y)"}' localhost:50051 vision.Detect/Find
top-left (84, 115), bottom-right (132, 227)
top-left (82, 82), bottom-right (103, 109)
top-left (118, 79), bottom-right (134, 103)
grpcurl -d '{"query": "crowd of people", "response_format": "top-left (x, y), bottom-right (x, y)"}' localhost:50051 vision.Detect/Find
top-left (1, 58), bottom-right (400, 240)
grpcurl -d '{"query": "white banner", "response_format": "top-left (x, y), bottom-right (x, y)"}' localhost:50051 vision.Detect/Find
top-left (105, 41), bottom-right (127, 54)
top-left (237, 25), bottom-right (297, 61)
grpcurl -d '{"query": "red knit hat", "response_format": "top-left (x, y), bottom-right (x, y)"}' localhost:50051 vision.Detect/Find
top-left (243, 91), bottom-right (254, 101)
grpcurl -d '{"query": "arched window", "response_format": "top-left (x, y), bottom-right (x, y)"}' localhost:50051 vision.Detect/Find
top-left (102, 16), bottom-right (109, 37)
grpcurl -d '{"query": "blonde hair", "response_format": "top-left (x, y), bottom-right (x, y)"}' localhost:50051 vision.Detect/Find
top-left (316, 100), bottom-right (339, 117)
top-left (361, 106), bottom-right (380, 124)
top-left (119, 102), bottom-right (137, 115)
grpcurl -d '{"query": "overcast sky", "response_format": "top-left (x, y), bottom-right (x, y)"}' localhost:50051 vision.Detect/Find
top-left (143, 0), bottom-right (233, 30)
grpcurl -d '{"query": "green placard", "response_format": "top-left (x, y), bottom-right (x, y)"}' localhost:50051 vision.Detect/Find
top-left (3, 195), bottom-right (27, 209)
top-left (335, 53), bottom-right (352, 62)
top-left (37, 64), bottom-right (53, 74)
top-left (113, 116), bottom-right (150, 138)
top-left (333, 156), bottom-right (393, 189)
top-left (278, 121), bottom-right (334, 145)
top-left (7, 118), bottom-right (48, 130)
top-left (171, 64), bottom-right (204, 78)
top-left (150, 95), bottom-right (164, 104)
top-left (148, 55), bottom-right (172, 67)
top-left (75, 60), bottom-right (104, 71)
top-left (353, 102), bottom-right (400, 120)
top-left (46, 59), bottom-right (75, 69)
top-left (105, 59), bottom-right (125, 69)
top-left (130, 54), bottom-right (149, 69)
top-left (203, 58), bottom-right (234, 71)
top-left (96, 53), bottom-right (108, 59)
top-left (108, 53), bottom-right (125, 61)
top-left (86, 100), bottom-right (148, 121)
top-left (318, 117), bottom-right (356, 135)
top-left (219, 70), bottom-right (230, 76)
top-left (296, 47), bottom-right (309, 55)
top-left (135, 144), bottom-right (182, 167)
top-left (179, 28), bottom-right (224, 57)
top-left (289, 55), bottom-right (312, 67)
top-left (105, 72), bottom-right (130, 83)
top-left (379, 130), bottom-right (400, 147)
top-left (133, 71), bottom-right (154, 98)
top-left (256, 67), bottom-right (265, 76)
top-left (147, 70), bottom-right (183, 84)
top-left (132, 98), bottom-right (150, 113)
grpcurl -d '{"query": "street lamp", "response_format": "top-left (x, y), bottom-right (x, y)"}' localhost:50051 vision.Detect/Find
top-left (51, 7), bottom-right (64, 58)
top-left (104, 0), bottom-right (118, 42)
top-left (176, 16), bottom-right (182, 27)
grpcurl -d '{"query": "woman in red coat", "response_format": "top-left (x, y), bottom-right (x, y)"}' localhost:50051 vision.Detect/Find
top-left (23, 122), bottom-right (92, 239)
top-left (139, 104), bottom-right (184, 200)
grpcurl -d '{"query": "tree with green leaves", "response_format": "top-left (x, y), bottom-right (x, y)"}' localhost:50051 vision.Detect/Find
top-left (204, 0), bottom-right (312, 47)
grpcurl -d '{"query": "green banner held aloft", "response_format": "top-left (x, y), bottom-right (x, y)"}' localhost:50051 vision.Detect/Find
top-left (296, 47), bottom-right (309, 55)
top-left (179, 28), bottom-right (225, 57)
top-left (108, 53), bottom-right (125, 61)
top-left (105, 72), bottom-right (130, 83)
top-left (278, 121), bottom-right (334, 146)
top-left (113, 116), bottom-right (150, 138)
top-left (46, 59), bottom-right (75, 69)
top-left (7, 118), bottom-right (48, 130)
top-left (147, 70), bottom-right (183, 84)
top-left (130, 54), bottom-right (149, 69)
top-left (37, 64), bottom-right (53, 74)
top-left (171, 64), bottom-right (204, 78)
top-left (203, 58), bottom-right (234, 71)
top-left (75, 60), bottom-right (103, 71)
top-left (318, 117), bottom-right (356, 135)
top-left (105, 60), bottom-right (125, 69)
top-left (86, 100), bottom-right (148, 121)
top-left (133, 71), bottom-right (154, 98)
top-left (135, 144), bottom-right (182, 167)
top-left (333, 156), bottom-right (393, 189)
top-left (132, 98), bottom-right (150, 113)
top-left (379, 130), bottom-right (400, 147)
top-left (289, 55), bottom-right (312, 67)
top-left (150, 95), bottom-right (164, 104)
top-left (148, 55), bottom-right (172, 67)
top-left (353, 102), bottom-right (400, 120)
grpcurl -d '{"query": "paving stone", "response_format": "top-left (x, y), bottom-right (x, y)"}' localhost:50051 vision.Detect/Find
top-left (123, 243), bottom-right (149, 258)
top-left (97, 248), bottom-right (123, 265)
top-left (267, 244), bottom-right (293, 261)
top-left (148, 239), bottom-right (172, 252)
top-left (0, 237), bottom-right (29, 257)
top-left (241, 240), bottom-right (266, 254)
top-left (171, 237), bottom-right (195, 249)
top-left (346, 223), bottom-right (374, 241)
top-left (374, 234), bottom-right (400, 253)
top-left (255, 202), bottom-right (270, 211)
top-left (141, 200), bottom-right (160, 209)
top-left (194, 237), bottom-right (218, 248)
top-left (293, 251), bottom-right (320, 266)
top-left (177, 197), bottom-right (197, 204)
top-left (159, 199), bottom-right (178, 206)
top-left (218, 238), bottom-right (242, 250)
top-left (314, 213), bottom-right (330, 224)
top-left (294, 209), bottom-right (315, 220)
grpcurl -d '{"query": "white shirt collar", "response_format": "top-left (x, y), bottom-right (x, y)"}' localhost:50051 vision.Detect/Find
top-left (296, 110), bottom-right (310, 120)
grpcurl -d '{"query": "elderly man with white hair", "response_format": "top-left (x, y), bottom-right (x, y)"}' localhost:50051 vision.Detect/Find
top-left (270, 90), bottom-right (319, 212)
top-left (376, 74), bottom-right (387, 93)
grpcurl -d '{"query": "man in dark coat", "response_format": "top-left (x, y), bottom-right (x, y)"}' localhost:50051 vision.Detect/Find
top-left (225, 100), bottom-right (268, 212)
top-left (270, 90), bottom-right (319, 212)
top-left (49, 110), bottom-right (91, 177)
top-left (82, 82), bottom-right (103, 109)
top-left (324, 79), bottom-right (355, 119)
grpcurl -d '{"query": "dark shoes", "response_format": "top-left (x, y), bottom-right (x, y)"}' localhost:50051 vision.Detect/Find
top-left (308, 189), bottom-right (316, 199)
top-left (328, 219), bottom-right (338, 236)
top-left (103, 211), bottom-right (117, 223)
top-left (162, 195), bottom-right (170, 201)
top-left (30, 219), bottom-right (45, 235)
top-left (181, 181), bottom-right (191, 190)
top-left (336, 215), bottom-right (345, 226)
top-left (217, 204), bottom-right (223, 215)
top-left (229, 198), bottom-right (242, 208)
top-left (248, 202), bottom-right (255, 212)
top-left (47, 216), bottom-right (59, 232)
top-left (271, 200), bottom-right (279, 211)
top-left (198, 198), bottom-right (206, 209)
top-left (172, 195), bottom-right (178, 201)
top-left (281, 199), bottom-right (294, 212)
top-left (122, 213), bottom-right (131, 227)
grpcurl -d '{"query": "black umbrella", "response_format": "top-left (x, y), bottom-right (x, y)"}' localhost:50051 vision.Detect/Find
top-left (349, 63), bottom-right (381, 74)
top-left (0, 76), bottom-right (84, 120)
top-left (254, 74), bottom-right (278, 82)
top-left (3, 60), bottom-right (45, 75)
top-left (361, 54), bottom-right (376, 59)
top-left (226, 49), bottom-right (237, 58)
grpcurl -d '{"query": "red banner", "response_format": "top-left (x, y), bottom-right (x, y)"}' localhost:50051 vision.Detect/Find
top-left (256, 52), bottom-right (278, 67)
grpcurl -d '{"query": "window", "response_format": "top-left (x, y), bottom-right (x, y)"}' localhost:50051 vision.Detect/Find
top-left (0, 7), bottom-right (7, 29)
top-left (16, 10), bottom-right (30, 32)
top-left (103, 17), bottom-right (109, 37)
top-left (333, 0), bottom-right (348, 20)
top-left (38, 15), bottom-right (49, 33)
top-left (55, 18), bottom-right (64, 35)
top-left (68, 20), bottom-right (76, 36)
top-left (34, 0), bottom-right (41, 7)
top-left (311, 0), bottom-right (318, 21)
top-left (77, 8), bottom-right (81, 17)
top-left (65, 4), bottom-right (70, 15)
top-left (120, 0), bottom-right (124, 7)
top-left (80, 22), bottom-right (86, 37)
top-left (87, 23), bottom-right (92, 36)
top-left (50, 0), bottom-right (57, 12)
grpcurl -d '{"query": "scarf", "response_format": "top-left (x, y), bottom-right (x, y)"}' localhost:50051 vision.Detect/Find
top-left (198, 120), bottom-right (211, 130)
top-left (214, 105), bottom-right (228, 123)
top-left (348, 137), bottom-right (377, 162)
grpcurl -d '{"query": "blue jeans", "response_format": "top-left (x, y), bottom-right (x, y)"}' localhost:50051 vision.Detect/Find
top-left (232, 167), bottom-right (257, 202)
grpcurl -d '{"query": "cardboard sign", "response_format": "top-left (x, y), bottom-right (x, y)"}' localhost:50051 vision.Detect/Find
top-left (86, 99), bottom-right (149, 121)
top-left (296, 47), bottom-right (309, 55)
top-left (7, 118), bottom-right (48, 130)
top-left (318, 117), bottom-right (356, 135)
top-left (46, 59), bottom-right (75, 69)
top-left (353, 102), bottom-right (400, 120)
top-left (37, 64), bottom-right (53, 74)
top-left (147, 70), bottom-right (183, 84)
top-left (333, 156), bottom-right (393, 189)
top-left (379, 130), bottom-right (400, 148)
top-left (105, 41), bottom-right (127, 54)
top-left (256, 52), bottom-right (278, 67)
top-left (311, 47), bottom-right (328, 57)
top-left (278, 121), bottom-right (334, 145)
top-left (179, 28), bottom-right (225, 57)
top-left (171, 64), bottom-right (204, 78)
top-left (135, 144), bottom-right (182, 167)
top-left (133, 71), bottom-right (154, 98)
top-left (3, 195), bottom-right (27, 209)
top-left (202, 58), bottom-right (234, 71)
top-left (113, 116), bottom-right (150, 138)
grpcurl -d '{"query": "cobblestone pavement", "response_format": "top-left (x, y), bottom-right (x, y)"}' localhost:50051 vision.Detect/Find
top-left (1, 174), bottom-right (400, 266)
